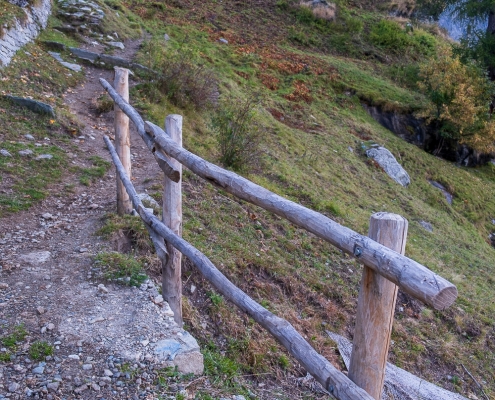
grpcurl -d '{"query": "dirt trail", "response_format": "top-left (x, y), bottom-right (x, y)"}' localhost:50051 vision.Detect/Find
top-left (0, 40), bottom-right (203, 400)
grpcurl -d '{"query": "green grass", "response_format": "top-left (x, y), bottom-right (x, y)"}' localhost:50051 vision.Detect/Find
top-left (94, 252), bottom-right (148, 287)
top-left (29, 341), bottom-right (54, 360)
top-left (1, 324), bottom-right (27, 349)
top-left (79, 156), bottom-right (111, 186)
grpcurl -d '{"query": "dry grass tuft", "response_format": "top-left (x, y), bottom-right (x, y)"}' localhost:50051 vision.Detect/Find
top-left (300, 1), bottom-right (336, 21)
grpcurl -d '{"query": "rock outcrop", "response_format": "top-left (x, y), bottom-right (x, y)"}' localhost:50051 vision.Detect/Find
top-left (366, 146), bottom-right (411, 187)
top-left (0, 0), bottom-right (52, 67)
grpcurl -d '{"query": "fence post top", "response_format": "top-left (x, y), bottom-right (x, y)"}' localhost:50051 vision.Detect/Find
top-left (165, 114), bottom-right (183, 123)
top-left (114, 66), bottom-right (130, 73)
top-left (370, 212), bottom-right (408, 222)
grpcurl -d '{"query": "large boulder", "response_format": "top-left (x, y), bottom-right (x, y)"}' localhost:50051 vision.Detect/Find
top-left (366, 146), bottom-right (411, 187)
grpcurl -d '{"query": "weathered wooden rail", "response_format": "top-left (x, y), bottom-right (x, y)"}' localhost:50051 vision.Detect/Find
top-left (99, 68), bottom-right (458, 400)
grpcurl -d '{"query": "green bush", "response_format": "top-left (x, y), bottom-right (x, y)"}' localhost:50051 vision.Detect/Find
top-left (212, 94), bottom-right (263, 172)
top-left (370, 20), bottom-right (410, 51)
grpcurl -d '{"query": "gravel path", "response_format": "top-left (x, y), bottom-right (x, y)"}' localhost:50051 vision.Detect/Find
top-left (0, 7), bottom-right (204, 399)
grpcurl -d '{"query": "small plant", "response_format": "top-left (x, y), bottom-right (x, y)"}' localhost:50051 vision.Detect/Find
top-left (79, 156), bottom-right (111, 186)
top-left (95, 252), bottom-right (148, 287)
top-left (207, 291), bottom-right (224, 307)
top-left (278, 355), bottom-right (290, 369)
top-left (29, 341), bottom-right (53, 360)
top-left (1, 324), bottom-right (27, 348)
top-left (212, 93), bottom-right (264, 172)
top-left (94, 94), bottom-right (114, 114)
top-left (0, 351), bottom-right (12, 362)
top-left (156, 49), bottom-right (218, 110)
top-left (97, 213), bottom-right (153, 252)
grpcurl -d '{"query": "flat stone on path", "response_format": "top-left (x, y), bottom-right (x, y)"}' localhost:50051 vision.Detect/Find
top-left (19, 251), bottom-right (51, 265)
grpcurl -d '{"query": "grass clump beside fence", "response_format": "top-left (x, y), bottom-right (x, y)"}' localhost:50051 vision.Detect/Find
top-left (94, 252), bottom-right (148, 287)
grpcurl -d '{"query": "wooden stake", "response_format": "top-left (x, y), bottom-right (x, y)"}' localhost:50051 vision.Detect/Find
top-left (349, 212), bottom-right (408, 399)
top-left (162, 115), bottom-right (183, 327)
top-left (113, 67), bottom-right (132, 215)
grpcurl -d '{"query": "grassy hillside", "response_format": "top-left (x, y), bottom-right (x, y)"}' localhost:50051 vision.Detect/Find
top-left (1, 0), bottom-right (494, 398)
top-left (123, 0), bottom-right (495, 397)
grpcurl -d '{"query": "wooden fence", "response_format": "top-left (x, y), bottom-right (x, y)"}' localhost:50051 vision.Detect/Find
top-left (99, 67), bottom-right (458, 400)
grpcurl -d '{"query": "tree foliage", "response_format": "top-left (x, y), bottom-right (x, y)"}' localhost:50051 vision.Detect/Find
top-left (417, 46), bottom-right (495, 152)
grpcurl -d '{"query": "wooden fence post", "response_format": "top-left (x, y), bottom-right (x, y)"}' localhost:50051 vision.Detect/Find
top-left (348, 212), bottom-right (408, 399)
top-left (114, 67), bottom-right (132, 215)
top-left (163, 115), bottom-right (183, 327)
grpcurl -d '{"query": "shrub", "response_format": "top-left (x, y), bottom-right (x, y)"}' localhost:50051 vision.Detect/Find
top-left (370, 20), bottom-right (410, 52)
top-left (417, 46), bottom-right (495, 153)
top-left (212, 93), bottom-right (264, 172)
top-left (157, 51), bottom-right (219, 110)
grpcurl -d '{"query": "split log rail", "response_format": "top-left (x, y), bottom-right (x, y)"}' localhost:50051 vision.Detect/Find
top-left (99, 68), bottom-right (458, 400)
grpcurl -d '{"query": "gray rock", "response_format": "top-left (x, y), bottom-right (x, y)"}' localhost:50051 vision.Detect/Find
top-left (24, 134), bottom-right (35, 140)
top-left (47, 323), bottom-right (55, 330)
top-left (103, 369), bottom-right (113, 376)
top-left (60, 61), bottom-right (82, 72)
top-left (4, 96), bottom-right (55, 116)
top-left (419, 221), bottom-right (433, 232)
top-left (18, 149), bottom-right (33, 156)
top-left (97, 284), bottom-right (109, 293)
top-left (429, 180), bottom-right (453, 205)
top-left (0, 149), bottom-right (12, 157)
top-left (154, 339), bottom-right (181, 360)
top-left (219, 38), bottom-right (228, 44)
top-left (35, 154), bottom-right (53, 160)
top-left (366, 147), bottom-right (410, 187)
top-left (48, 51), bottom-right (64, 62)
top-left (47, 382), bottom-right (59, 392)
top-left (82, 364), bottom-right (93, 370)
top-left (137, 193), bottom-right (160, 209)
top-left (68, 47), bottom-right (99, 62)
top-left (173, 351), bottom-right (204, 375)
top-left (91, 382), bottom-right (100, 391)
top-left (8, 382), bottom-right (20, 392)
top-left (164, 33), bottom-right (170, 41)
top-left (32, 366), bottom-right (45, 374)
top-left (107, 41), bottom-right (125, 50)
top-left (19, 251), bottom-right (51, 265)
